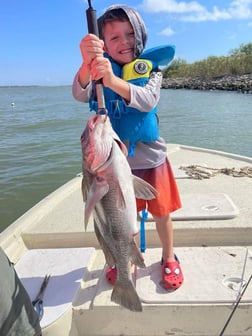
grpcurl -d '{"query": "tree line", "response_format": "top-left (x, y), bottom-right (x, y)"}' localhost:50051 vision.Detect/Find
top-left (163, 42), bottom-right (252, 79)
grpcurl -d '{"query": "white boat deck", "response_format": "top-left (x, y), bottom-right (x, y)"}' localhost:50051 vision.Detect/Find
top-left (1, 144), bottom-right (252, 336)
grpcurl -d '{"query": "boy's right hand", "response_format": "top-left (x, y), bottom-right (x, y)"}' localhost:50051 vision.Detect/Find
top-left (80, 34), bottom-right (104, 66)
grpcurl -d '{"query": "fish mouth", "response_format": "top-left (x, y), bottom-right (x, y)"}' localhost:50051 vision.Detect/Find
top-left (89, 114), bottom-right (107, 130)
top-left (83, 114), bottom-right (112, 174)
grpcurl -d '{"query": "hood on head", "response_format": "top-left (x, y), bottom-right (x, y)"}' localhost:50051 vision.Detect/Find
top-left (98, 5), bottom-right (147, 58)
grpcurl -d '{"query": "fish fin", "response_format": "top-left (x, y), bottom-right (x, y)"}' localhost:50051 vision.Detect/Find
top-left (81, 175), bottom-right (88, 202)
top-left (111, 280), bottom-right (142, 312)
top-left (132, 175), bottom-right (158, 200)
top-left (115, 181), bottom-right (127, 209)
top-left (130, 238), bottom-right (146, 268)
top-left (94, 221), bottom-right (115, 265)
top-left (84, 178), bottom-right (109, 230)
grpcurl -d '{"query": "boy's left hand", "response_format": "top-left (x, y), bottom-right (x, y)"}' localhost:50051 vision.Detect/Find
top-left (90, 56), bottom-right (114, 87)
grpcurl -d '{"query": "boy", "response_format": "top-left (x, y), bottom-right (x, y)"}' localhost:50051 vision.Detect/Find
top-left (72, 5), bottom-right (183, 290)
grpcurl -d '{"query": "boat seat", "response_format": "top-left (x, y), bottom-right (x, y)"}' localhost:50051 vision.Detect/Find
top-left (15, 247), bottom-right (96, 329)
top-left (139, 193), bottom-right (239, 221)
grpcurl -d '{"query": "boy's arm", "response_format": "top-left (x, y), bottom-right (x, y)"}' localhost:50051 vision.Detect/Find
top-left (72, 71), bottom-right (93, 102)
top-left (105, 75), bottom-right (131, 103)
top-left (128, 71), bottom-right (163, 112)
top-left (78, 63), bottom-right (92, 89)
top-left (72, 68), bottom-right (162, 112)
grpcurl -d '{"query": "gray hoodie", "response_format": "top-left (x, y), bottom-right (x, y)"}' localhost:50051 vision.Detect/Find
top-left (97, 5), bottom-right (147, 59)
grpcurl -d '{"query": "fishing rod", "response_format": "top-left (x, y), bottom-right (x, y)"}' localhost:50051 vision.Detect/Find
top-left (85, 0), bottom-right (147, 252)
top-left (86, 0), bottom-right (107, 114)
top-left (219, 273), bottom-right (252, 336)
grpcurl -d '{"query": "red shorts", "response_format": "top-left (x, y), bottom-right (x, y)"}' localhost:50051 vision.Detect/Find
top-left (132, 159), bottom-right (181, 217)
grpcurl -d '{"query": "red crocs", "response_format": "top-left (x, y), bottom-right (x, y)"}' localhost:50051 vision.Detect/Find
top-left (105, 265), bottom-right (117, 285)
top-left (161, 255), bottom-right (184, 290)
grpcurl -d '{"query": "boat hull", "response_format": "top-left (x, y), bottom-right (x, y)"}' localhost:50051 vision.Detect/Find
top-left (1, 144), bottom-right (252, 336)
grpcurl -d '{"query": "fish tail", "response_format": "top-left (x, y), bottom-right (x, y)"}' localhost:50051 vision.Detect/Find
top-left (111, 280), bottom-right (142, 312)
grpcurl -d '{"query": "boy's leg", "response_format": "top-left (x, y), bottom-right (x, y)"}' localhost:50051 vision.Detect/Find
top-left (154, 215), bottom-right (184, 290)
top-left (154, 214), bottom-right (175, 262)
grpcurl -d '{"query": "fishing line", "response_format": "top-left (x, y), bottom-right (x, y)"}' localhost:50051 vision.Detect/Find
top-left (236, 248), bottom-right (248, 301)
top-left (219, 273), bottom-right (252, 336)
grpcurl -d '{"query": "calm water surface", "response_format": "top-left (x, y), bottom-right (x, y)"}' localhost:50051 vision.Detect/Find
top-left (0, 86), bottom-right (251, 232)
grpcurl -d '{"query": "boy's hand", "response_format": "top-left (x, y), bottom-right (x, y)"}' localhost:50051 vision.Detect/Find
top-left (90, 56), bottom-right (114, 86)
top-left (80, 34), bottom-right (104, 65)
top-left (90, 56), bottom-right (130, 102)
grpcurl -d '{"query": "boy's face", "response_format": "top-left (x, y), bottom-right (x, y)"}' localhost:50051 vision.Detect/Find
top-left (103, 20), bottom-right (135, 65)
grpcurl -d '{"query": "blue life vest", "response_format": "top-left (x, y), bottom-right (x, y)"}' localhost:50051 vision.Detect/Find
top-left (89, 45), bottom-right (175, 156)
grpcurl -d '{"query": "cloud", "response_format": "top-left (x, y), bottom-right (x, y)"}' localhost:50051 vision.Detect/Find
top-left (140, 0), bottom-right (252, 22)
top-left (140, 0), bottom-right (204, 13)
top-left (180, 6), bottom-right (231, 22)
top-left (229, 0), bottom-right (252, 19)
top-left (159, 27), bottom-right (175, 36)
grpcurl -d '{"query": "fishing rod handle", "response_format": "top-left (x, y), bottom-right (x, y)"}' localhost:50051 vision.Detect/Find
top-left (86, 0), bottom-right (106, 110)
top-left (86, 3), bottom-right (99, 36)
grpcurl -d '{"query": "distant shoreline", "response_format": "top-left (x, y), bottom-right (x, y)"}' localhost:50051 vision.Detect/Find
top-left (162, 74), bottom-right (252, 94)
top-left (1, 74), bottom-right (252, 93)
top-left (0, 85), bottom-right (71, 88)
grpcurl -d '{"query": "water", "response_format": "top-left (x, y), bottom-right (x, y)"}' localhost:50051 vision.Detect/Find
top-left (0, 86), bottom-right (251, 232)
top-left (158, 89), bottom-right (252, 156)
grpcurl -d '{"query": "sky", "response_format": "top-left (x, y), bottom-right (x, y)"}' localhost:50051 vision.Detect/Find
top-left (1, 0), bottom-right (252, 86)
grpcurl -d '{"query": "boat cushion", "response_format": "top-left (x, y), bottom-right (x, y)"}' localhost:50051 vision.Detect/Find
top-left (15, 247), bottom-right (95, 329)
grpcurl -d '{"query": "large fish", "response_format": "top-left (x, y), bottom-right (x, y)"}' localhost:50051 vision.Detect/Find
top-left (81, 114), bottom-right (158, 312)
